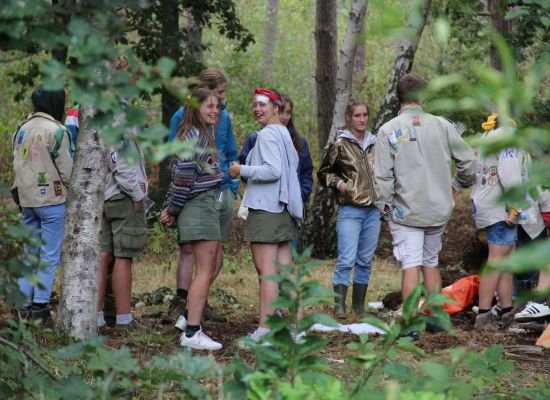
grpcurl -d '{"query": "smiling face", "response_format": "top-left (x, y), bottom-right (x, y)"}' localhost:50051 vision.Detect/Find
top-left (280, 103), bottom-right (292, 127)
top-left (347, 104), bottom-right (369, 136)
top-left (200, 95), bottom-right (221, 125)
top-left (252, 95), bottom-right (280, 126)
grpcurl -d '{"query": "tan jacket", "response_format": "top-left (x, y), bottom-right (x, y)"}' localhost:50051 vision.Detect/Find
top-left (12, 112), bottom-right (73, 208)
top-left (318, 130), bottom-right (376, 207)
top-left (374, 105), bottom-right (476, 227)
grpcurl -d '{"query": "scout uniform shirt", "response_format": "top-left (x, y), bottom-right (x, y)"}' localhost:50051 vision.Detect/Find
top-left (12, 112), bottom-right (73, 208)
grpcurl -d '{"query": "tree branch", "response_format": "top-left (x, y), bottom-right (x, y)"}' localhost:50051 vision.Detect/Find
top-left (0, 335), bottom-right (58, 381)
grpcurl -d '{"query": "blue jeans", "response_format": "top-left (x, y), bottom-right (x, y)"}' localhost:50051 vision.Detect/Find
top-left (18, 204), bottom-right (66, 305)
top-left (333, 205), bottom-right (381, 286)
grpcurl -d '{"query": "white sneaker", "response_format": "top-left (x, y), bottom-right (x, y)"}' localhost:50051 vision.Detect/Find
top-left (239, 327), bottom-right (270, 349)
top-left (514, 302), bottom-right (550, 323)
top-left (175, 315), bottom-right (187, 331)
top-left (292, 331), bottom-right (306, 343)
top-left (179, 330), bottom-right (222, 350)
top-left (472, 305), bottom-right (500, 315)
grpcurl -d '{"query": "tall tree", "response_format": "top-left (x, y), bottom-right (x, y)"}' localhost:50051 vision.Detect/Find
top-left (57, 100), bottom-right (107, 340)
top-left (305, 0), bottom-right (368, 258)
top-left (488, 0), bottom-right (513, 71)
top-left (372, 0), bottom-right (432, 132)
top-left (262, 0), bottom-right (279, 82)
top-left (315, 0), bottom-right (338, 153)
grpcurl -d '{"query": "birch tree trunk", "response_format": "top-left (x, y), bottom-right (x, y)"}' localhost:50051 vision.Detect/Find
top-left (315, 0), bottom-right (337, 153)
top-left (262, 0), bottom-right (279, 83)
top-left (57, 102), bottom-right (107, 340)
top-left (372, 0), bottom-right (432, 133)
top-left (489, 0), bottom-right (513, 71)
top-left (304, 0), bottom-right (368, 258)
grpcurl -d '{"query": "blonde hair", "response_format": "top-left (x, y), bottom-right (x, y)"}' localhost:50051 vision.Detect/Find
top-left (198, 69), bottom-right (228, 90)
top-left (177, 87), bottom-right (219, 148)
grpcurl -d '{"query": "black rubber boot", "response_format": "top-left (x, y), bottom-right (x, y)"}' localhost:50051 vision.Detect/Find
top-left (333, 284), bottom-right (348, 318)
top-left (352, 284), bottom-right (368, 316)
top-left (31, 306), bottom-right (53, 329)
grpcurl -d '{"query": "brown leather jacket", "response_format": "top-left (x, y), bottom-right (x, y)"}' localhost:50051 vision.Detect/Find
top-left (317, 130), bottom-right (376, 207)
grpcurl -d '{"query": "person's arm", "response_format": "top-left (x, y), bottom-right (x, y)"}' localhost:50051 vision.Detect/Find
top-left (223, 113), bottom-right (239, 194)
top-left (51, 128), bottom-right (73, 187)
top-left (240, 130), bottom-right (281, 182)
top-left (168, 108), bottom-right (184, 143)
top-left (373, 130), bottom-right (395, 212)
top-left (317, 142), bottom-right (341, 190)
top-left (299, 137), bottom-right (314, 202)
top-left (163, 156), bottom-right (200, 216)
top-left (110, 143), bottom-right (145, 203)
top-left (448, 125), bottom-right (476, 192)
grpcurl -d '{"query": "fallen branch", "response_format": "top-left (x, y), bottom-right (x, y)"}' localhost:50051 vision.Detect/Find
top-left (503, 345), bottom-right (543, 355)
top-left (0, 335), bottom-right (58, 380)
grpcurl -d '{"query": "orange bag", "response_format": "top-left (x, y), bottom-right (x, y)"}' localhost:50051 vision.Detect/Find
top-left (441, 275), bottom-right (480, 315)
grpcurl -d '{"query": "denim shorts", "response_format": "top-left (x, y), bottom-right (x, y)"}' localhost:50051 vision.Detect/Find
top-left (486, 221), bottom-right (517, 245)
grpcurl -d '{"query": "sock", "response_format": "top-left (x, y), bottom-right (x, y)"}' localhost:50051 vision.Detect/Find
top-left (177, 289), bottom-right (188, 300)
top-left (497, 306), bottom-right (513, 316)
top-left (185, 324), bottom-right (201, 338)
top-left (478, 308), bottom-right (490, 315)
top-left (32, 302), bottom-right (48, 309)
top-left (116, 313), bottom-right (133, 325)
top-left (97, 311), bottom-right (106, 327)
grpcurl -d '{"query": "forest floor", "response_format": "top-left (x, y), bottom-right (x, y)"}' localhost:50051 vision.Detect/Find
top-left (1, 193), bottom-right (549, 387)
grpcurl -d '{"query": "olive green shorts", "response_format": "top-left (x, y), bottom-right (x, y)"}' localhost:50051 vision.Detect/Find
top-left (100, 193), bottom-right (147, 258)
top-left (244, 208), bottom-right (298, 243)
top-left (177, 188), bottom-right (221, 243)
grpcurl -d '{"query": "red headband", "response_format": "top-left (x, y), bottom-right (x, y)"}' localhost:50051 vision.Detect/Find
top-left (254, 88), bottom-right (283, 106)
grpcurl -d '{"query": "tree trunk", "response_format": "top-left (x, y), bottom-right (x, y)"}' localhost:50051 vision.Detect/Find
top-left (489, 0), bottom-right (513, 71)
top-left (57, 102), bottom-right (107, 340)
top-left (158, 0), bottom-right (186, 193)
top-left (304, 0), bottom-right (368, 258)
top-left (262, 0), bottom-right (279, 83)
top-left (372, 0), bottom-right (432, 133)
top-left (183, 8), bottom-right (203, 64)
top-left (315, 0), bottom-right (337, 153)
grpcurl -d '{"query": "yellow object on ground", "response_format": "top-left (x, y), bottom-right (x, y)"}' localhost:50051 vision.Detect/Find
top-left (535, 324), bottom-right (550, 348)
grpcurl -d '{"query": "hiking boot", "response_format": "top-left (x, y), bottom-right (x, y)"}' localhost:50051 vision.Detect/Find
top-left (180, 330), bottom-right (222, 351)
top-left (333, 284), bottom-right (348, 319)
top-left (203, 303), bottom-right (227, 323)
top-left (351, 284), bottom-right (368, 317)
top-left (31, 306), bottom-right (54, 329)
top-left (13, 307), bottom-right (32, 322)
top-left (514, 302), bottom-right (550, 323)
top-left (474, 312), bottom-right (500, 331)
top-left (500, 310), bottom-right (516, 329)
top-left (399, 330), bottom-right (421, 342)
top-left (167, 296), bottom-right (187, 322)
top-left (175, 314), bottom-right (188, 331)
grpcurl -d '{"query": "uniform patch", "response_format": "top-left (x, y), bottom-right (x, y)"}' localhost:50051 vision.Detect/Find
top-left (501, 148), bottom-right (519, 158)
top-left (386, 130), bottom-right (399, 150)
top-left (17, 130), bottom-right (25, 144)
top-left (111, 151), bottom-right (118, 164)
top-left (36, 133), bottom-right (44, 143)
top-left (37, 171), bottom-right (49, 187)
top-left (488, 176), bottom-right (498, 186)
top-left (482, 165), bottom-right (488, 174)
top-left (394, 205), bottom-right (405, 220)
top-left (53, 180), bottom-right (62, 196)
top-left (481, 177), bottom-right (487, 185)
top-left (412, 116), bottom-right (421, 127)
top-left (39, 188), bottom-right (47, 196)
top-left (140, 182), bottom-right (146, 194)
top-left (489, 166), bottom-right (497, 176)
top-left (21, 144), bottom-right (29, 161)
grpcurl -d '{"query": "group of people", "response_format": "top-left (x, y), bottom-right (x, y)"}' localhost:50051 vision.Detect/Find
top-left (11, 63), bottom-right (549, 350)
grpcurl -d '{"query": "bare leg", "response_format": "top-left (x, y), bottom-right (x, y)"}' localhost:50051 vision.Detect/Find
top-left (97, 252), bottom-right (113, 311)
top-left (176, 243), bottom-right (194, 291)
top-left (210, 245), bottom-right (224, 284)
top-left (478, 244), bottom-right (515, 309)
top-left (402, 266), bottom-right (421, 302)
top-left (251, 242), bottom-right (279, 327)
top-left (276, 242), bottom-right (304, 321)
top-left (186, 240), bottom-right (220, 326)
top-left (112, 257), bottom-right (133, 315)
top-left (422, 267), bottom-right (441, 295)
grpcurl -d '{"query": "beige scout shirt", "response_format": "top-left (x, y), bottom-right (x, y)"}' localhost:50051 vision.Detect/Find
top-left (374, 104), bottom-right (476, 227)
top-left (12, 112), bottom-right (73, 208)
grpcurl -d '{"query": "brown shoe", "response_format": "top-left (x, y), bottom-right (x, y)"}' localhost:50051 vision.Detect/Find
top-left (203, 303), bottom-right (227, 323)
top-left (167, 297), bottom-right (187, 322)
top-left (500, 310), bottom-right (515, 330)
top-left (474, 312), bottom-right (500, 331)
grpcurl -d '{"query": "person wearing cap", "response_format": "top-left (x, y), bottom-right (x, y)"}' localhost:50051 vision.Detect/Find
top-left (374, 73), bottom-right (476, 335)
top-left (317, 99), bottom-right (380, 319)
top-left (12, 86), bottom-right (73, 326)
top-left (228, 88), bottom-right (303, 345)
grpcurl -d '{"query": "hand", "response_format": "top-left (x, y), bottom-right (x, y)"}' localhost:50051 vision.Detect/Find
top-left (504, 212), bottom-right (519, 227)
top-left (337, 181), bottom-right (347, 195)
top-left (228, 162), bottom-right (240, 178)
top-left (160, 208), bottom-right (175, 226)
top-left (133, 199), bottom-right (144, 212)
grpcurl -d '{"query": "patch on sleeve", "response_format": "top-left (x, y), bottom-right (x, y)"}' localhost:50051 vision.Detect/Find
top-left (500, 148), bottom-right (519, 158)
top-left (412, 116), bottom-right (421, 127)
top-left (111, 151), bottom-right (118, 164)
top-left (17, 130), bottom-right (25, 144)
top-left (386, 130), bottom-right (399, 150)
top-left (36, 133), bottom-right (44, 143)
top-left (37, 171), bottom-right (49, 187)
top-left (21, 144), bottom-right (29, 161)
top-left (54, 180), bottom-right (62, 196)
